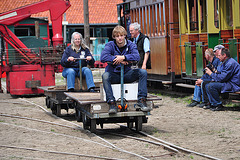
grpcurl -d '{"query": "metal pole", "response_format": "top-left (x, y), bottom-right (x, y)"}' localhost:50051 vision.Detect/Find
top-left (63, 13), bottom-right (67, 44)
top-left (79, 60), bottom-right (82, 91)
top-left (83, 0), bottom-right (90, 47)
top-left (121, 64), bottom-right (124, 107)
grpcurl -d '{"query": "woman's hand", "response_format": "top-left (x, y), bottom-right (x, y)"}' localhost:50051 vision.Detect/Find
top-left (67, 56), bottom-right (75, 62)
top-left (86, 56), bottom-right (92, 61)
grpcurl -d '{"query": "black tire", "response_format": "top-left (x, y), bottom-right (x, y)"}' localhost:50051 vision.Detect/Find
top-left (90, 119), bottom-right (96, 133)
top-left (82, 113), bottom-right (89, 130)
top-left (46, 97), bottom-right (50, 108)
top-left (75, 109), bottom-right (82, 122)
top-left (50, 101), bottom-right (56, 115)
top-left (135, 116), bottom-right (143, 131)
top-left (56, 104), bottom-right (61, 116)
top-left (127, 122), bottom-right (133, 129)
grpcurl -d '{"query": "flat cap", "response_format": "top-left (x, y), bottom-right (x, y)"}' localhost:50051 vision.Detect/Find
top-left (213, 45), bottom-right (225, 52)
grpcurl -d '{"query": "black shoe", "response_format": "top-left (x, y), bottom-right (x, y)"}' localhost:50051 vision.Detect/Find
top-left (203, 105), bottom-right (211, 109)
top-left (211, 104), bottom-right (224, 111)
top-left (136, 98), bottom-right (150, 112)
top-left (68, 88), bottom-right (75, 92)
top-left (197, 102), bottom-right (208, 108)
top-left (186, 101), bottom-right (199, 107)
top-left (108, 100), bottom-right (117, 114)
top-left (89, 88), bottom-right (95, 92)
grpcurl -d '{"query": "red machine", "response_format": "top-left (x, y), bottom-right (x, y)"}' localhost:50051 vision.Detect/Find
top-left (0, 0), bottom-right (71, 95)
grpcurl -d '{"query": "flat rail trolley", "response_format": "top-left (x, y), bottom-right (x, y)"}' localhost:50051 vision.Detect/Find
top-left (64, 92), bottom-right (161, 133)
top-left (38, 86), bottom-right (75, 116)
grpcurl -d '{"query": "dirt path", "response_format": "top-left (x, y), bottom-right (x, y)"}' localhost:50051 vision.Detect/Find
top-left (0, 90), bottom-right (239, 160)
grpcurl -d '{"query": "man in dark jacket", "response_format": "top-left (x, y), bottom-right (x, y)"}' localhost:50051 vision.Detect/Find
top-left (61, 32), bottom-right (95, 92)
top-left (205, 48), bottom-right (240, 111)
top-left (129, 22), bottom-right (151, 70)
top-left (186, 48), bottom-right (221, 108)
top-left (100, 25), bottom-right (150, 114)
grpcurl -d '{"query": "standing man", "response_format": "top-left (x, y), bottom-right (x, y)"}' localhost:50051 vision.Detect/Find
top-left (205, 48), bottom-right (240, 111)
top-left (129, 22), bottom-right (151, 70)
top-left (101, 25), bottom-right (150, 114)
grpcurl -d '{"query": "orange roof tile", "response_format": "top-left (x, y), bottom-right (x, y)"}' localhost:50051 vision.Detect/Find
top-left (0, 0), bottom-right (123, 24)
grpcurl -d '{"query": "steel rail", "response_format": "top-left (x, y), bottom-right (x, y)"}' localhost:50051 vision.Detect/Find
top-left (128, 126), bottom-right (222, 160)
top-left (99, 130), bottom-right (179, 153)
top-left (0, 145), bottom-right (121, 160)
top-left (19, 98), bottom-right (150, 160)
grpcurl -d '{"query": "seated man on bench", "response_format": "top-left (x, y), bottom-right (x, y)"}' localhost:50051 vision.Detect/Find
top-left (100, 25), bottom-right (149, 114)
top-left (187, 48), bottom-right (221, 107)
top-left (61, 32), bottom-right (95, 92)
top-left (204, 48), bottom-right (240, 111)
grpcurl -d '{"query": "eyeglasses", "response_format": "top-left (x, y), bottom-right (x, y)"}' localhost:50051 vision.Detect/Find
top-left (74, 38), bottom-right (81, 41)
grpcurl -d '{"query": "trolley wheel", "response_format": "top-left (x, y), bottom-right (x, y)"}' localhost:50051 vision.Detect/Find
top-left (50, 101), bottom-right (56, 114)
top-left (82, 113), bottom-right (89, 130)
top-left (51, 102), bottom-right (61, 116)
top-left (135, 116), bottom-right (143, 131)
top-left (75, 109), bottom-right (82, 122)
top-left (127, 122), bottom-right (133, 129)
top-left (55, 104), bottom-right (61, 116)
top-left (100, 123), bottom-right (103, 129)
top-left (45, 97), bottom-right (50, 108)
top-left (90, 119), bottom-right (96, 133)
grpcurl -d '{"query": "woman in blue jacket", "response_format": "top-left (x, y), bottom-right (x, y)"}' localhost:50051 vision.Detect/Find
top-left (61, 32), bottom-right (95, 92)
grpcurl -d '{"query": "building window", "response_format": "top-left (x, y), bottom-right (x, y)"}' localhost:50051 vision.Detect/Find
top-left (226, 0), bottom-right (233, 27)
top-left (214, 0), bottom-right (219, 28)
top-left (14, 27), bottom-right (35, 36)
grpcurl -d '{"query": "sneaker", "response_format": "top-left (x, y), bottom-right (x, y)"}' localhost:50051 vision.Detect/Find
top-left (108, 100), bottom-right (117, 114)
top-left (211, 104), bottom-right (224, 111)
top-left (197, 102), bottom-right (208, 108)
top-left (186, 101), bottom-right (199, 107)
top-left (89, 88), bottom-right (95, 92)
top-left (68, 88), bottom-right (75, 92)
top-left (203, 105), bottom-right (212, 109)
top-left (136, 98), bottom-right (150, 112)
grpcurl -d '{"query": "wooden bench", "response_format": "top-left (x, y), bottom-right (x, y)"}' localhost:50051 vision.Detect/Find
top-left (176, 83), bottom-right (195, 89)
top-left (230, 92), bottom-right (240, 103)
top-left (66, 77), bottom-right (88, 90)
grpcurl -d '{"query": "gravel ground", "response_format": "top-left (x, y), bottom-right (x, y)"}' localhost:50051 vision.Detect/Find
top-left (0, 73), bottom-right (240, 160)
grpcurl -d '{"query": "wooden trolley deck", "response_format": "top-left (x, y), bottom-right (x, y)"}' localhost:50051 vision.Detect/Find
top-left (38, 86), bottom-right (75, 116)
top-left (64, 92), bottom-right (161, 132)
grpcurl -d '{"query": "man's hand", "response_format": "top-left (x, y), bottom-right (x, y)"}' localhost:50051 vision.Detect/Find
top-left (205, 67), bottom-right (212, 76)
top-left (195, 79), bottom-right (203, 86)
top-left (141, 64), bottom-right (147, 70)
top-left (86, 56), bottom-right (92, 61)
top-left (113, 55), bottom-right (125, 65)
top-left (67, 56), bottom-right (75, 62)
top-left (121, 61), bottom-right (129, 65)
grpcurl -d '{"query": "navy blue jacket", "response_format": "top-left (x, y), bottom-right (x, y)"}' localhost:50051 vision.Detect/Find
top-left (61, 45), bottom-right (95, 68)
top-left (100, 40), bottom-right (140, 73)
top-left (211, 58), bottom-right (240, 93)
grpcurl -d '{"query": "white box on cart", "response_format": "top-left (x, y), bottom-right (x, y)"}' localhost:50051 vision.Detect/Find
top-left (100, 83), bottom-right (138, 101)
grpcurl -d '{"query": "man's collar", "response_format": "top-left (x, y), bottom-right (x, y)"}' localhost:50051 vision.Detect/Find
top-left (135, 33), bottom-right (140, 41)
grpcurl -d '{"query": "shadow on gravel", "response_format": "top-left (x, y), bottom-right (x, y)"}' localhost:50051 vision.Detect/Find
top-left (223, 106), bottom-right (240, 111)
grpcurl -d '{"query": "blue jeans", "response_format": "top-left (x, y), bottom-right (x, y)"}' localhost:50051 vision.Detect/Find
top-left (193, 85), bottom-right (204, 102)
top-left (102, 69), bottom-right (148, 103)
top-left (205, 82), bottom-right (224, 106)
top-left (62, 67), bottom-right (95, 90)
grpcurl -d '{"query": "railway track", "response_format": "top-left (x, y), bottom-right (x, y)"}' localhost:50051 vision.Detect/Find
top-left (0, 95), bottom-right (222, 160)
